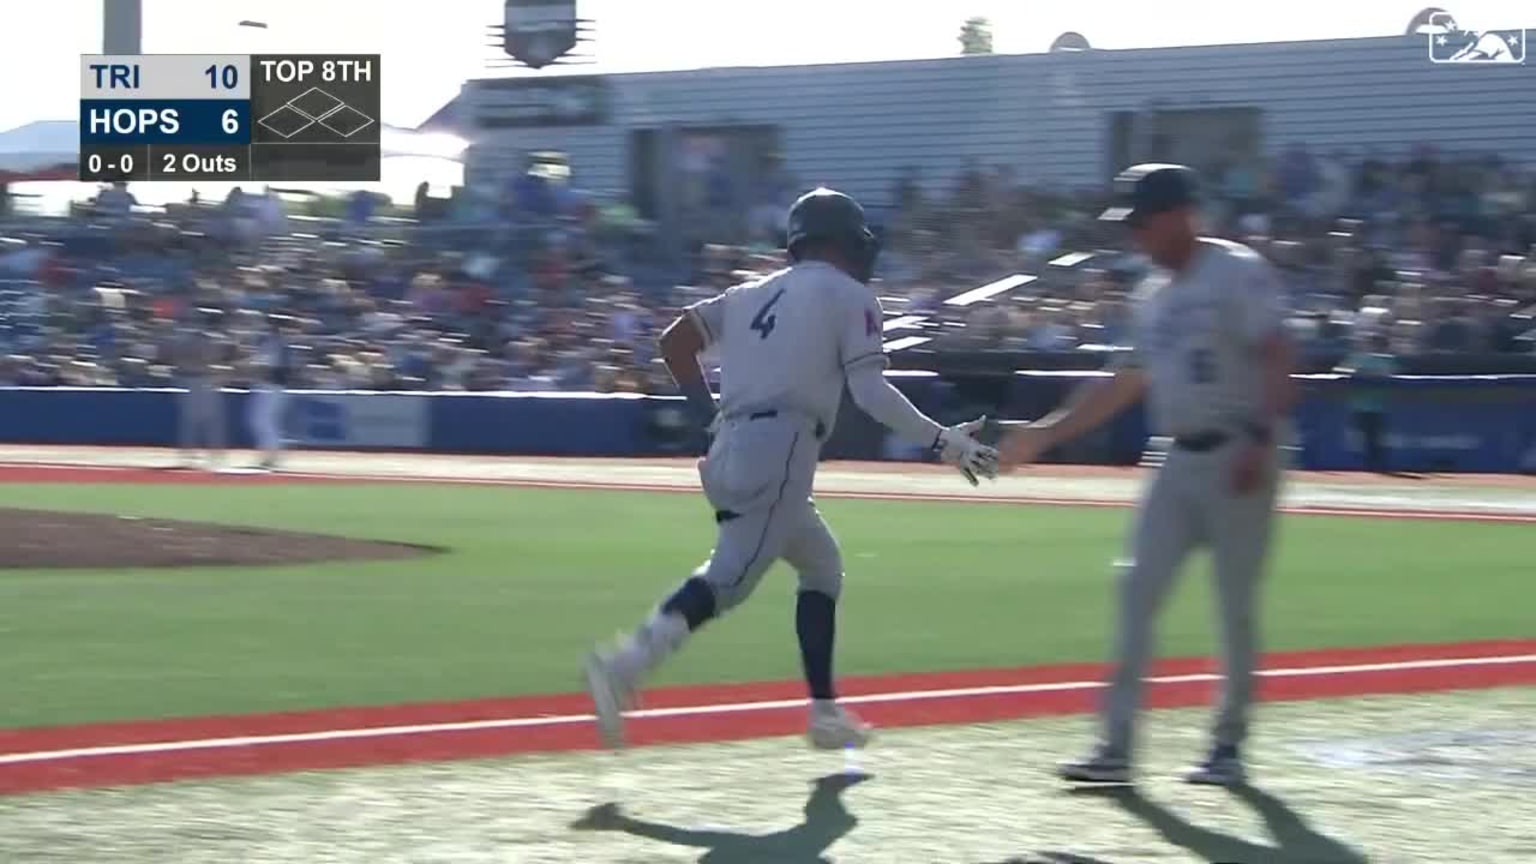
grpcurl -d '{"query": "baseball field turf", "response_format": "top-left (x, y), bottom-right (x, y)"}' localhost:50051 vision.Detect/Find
top-left (0, 448), bottom-right (1532, 862)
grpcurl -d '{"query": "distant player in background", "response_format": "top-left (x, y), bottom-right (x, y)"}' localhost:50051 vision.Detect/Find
top-left (248, 314), bottom-right (295, 471)
top-left (175, 309), bottom-right (227, 470)
top-left (1335, 333), bottom-right (1397, 474)
top-left (999, 165), bottom-right (1296, 787)
top-left (582, 187), bottom-right (999, 750)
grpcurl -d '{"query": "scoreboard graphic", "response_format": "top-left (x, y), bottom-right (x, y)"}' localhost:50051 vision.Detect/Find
top-left (79, 54), bottom-right (382, 182)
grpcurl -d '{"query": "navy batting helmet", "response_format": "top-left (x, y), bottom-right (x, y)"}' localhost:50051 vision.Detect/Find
top-left (785, 187), bottom-right (881, 283)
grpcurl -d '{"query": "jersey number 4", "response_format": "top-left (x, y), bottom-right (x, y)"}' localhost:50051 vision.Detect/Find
top-left (749, 288), bottom-right (787, 340)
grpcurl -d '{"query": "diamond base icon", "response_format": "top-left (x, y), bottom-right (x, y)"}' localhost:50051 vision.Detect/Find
top-left (318, 105), bottom-right (374, 138)
top-left (259, 88), bottom-right (375, 141)
top-left (257, 105), bottom-right (315, 139)
top-left (289, 87), bottom-right (346, 121)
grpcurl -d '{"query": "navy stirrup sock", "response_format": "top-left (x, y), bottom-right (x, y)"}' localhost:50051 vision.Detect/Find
top-left (661, 577), bottom-right (717, 631)
top-left (796, 590), bottom-right (838, 701)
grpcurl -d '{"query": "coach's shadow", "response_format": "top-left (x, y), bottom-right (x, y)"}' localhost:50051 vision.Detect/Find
top-left (572, 771), bottom-right (871, 863)
top-left (1070, 783), bottom-right (1368, 863)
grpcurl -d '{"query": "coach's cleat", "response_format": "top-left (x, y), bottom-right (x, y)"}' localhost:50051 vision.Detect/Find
top-left (1182, 744), bottom-right (1247, 786)
top-left (1058, 746), bottom-right (1133, 784)
top-left (807, 701), bottom-right (872, 750)
top-left (583, 649), bottom-right (632, 749)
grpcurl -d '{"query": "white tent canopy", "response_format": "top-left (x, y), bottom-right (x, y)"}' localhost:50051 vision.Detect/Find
top-left (0, 121), bottom-right (75, 172)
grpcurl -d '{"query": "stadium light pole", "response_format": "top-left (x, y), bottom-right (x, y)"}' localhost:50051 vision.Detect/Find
top-left (103, 0), bottom-right (143, 54)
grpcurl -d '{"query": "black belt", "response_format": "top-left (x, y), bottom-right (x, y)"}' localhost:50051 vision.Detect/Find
top-left (745, 409), bottom-right (826, 440)
top-left (1172, 430), bottom-right (1229, 452)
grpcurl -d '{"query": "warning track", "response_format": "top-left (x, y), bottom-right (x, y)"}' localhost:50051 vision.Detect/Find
top-left (1, 460), bottom-right (1534, 523)
top-left (1, 640), bottom-right (1531, 795)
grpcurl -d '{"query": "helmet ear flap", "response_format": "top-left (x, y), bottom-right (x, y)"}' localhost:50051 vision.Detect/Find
top-left (849, 230), bottom-right (881, 284)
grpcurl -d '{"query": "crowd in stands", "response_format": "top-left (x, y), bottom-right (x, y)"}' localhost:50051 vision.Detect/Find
top-left (888, 147), bottom-right (1536, 359)
top-left (0, 144), bottom-right (1533, 392)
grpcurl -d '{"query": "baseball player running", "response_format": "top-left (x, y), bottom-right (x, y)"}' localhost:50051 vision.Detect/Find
top-left (583, 187), bottom-right (999, 750)
top-left (998, 164), bottom-right (1296, 786)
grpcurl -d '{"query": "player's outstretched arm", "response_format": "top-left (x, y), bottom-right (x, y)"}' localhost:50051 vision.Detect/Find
top-left (997, 367), bottom-right (1147, 468)
top-left (845, 364), bottom-right (997, 484)
top-left (836, 284), bottom-right (995, 483)
top-left (658, 313), bottom-right (717, 431)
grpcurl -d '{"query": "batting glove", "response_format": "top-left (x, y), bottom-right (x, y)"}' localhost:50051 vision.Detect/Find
top-left (933, 417), bottom-right (1000, 486)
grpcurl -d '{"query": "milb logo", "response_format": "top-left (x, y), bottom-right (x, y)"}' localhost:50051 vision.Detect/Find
top-left (1420, 12), bottom-right (1525, 63)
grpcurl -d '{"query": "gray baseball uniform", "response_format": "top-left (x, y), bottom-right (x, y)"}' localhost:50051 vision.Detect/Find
top-left (1102, 237), bottom-right (1288, 754)
top-left (681, 260), bottom-right (889, 611)
top-left (176, 329), bottom-right (226, 460)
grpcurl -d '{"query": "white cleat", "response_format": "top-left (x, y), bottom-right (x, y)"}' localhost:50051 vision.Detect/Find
top-left (583, 649), bottom-right (633, 750)
top-left (807, 702), bottom-right (873, 750)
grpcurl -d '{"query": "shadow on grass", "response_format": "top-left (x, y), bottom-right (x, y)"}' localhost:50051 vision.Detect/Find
top-left (572, 771), bottom-right (870, 863)
top-left (1061, 783), bottom-right (1368, 863)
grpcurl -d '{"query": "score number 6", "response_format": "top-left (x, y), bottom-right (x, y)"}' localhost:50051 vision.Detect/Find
top-left (222, 109), bottom-right (240, 135)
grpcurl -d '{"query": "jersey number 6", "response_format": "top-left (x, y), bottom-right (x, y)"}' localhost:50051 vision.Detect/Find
top-left (750, 288), bottom-right (787, 340)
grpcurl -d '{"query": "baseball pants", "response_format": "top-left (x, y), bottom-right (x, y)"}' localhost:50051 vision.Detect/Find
top-left (178, 379), bottom-right (226, 457)
top-left (693, 412), bottom-right (843, 611)
top-left (1354, 409), bottom-right (1386, 473)
top-left (248, 385), bottom-right (289, 458)
top-left (1100, 439), bottom-right (1283, 755)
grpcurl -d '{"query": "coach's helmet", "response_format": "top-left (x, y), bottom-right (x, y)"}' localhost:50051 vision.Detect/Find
top-left (785, 187), bottom-right (881, 283)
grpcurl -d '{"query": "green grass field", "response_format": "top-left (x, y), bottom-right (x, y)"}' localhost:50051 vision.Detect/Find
top-left (1, 480), bottom-right (1532, 729)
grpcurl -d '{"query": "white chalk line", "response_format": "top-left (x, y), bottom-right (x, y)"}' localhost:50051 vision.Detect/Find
top-left (2, 653), bottom-right (1531, 767)
top-left (4, 460), bottom-right (1534, 522)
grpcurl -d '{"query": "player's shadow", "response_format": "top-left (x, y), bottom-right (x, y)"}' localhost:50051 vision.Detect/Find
top-left (1068, 783), bottom-right (1368, 863)
top-left (571, 771), bottom-right (871, 863)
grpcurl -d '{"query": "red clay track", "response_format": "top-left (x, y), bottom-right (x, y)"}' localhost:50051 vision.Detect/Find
top-left (0, 641), bottom-right (1532, 796)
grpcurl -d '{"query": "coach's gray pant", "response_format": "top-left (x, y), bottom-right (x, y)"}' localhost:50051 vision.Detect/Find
top-left (1102, 439), bottom-right (1284, 755)
top-left (693, 413), bottom-right (843, 611)
top-left (178, 378), bottom-right (226, 454)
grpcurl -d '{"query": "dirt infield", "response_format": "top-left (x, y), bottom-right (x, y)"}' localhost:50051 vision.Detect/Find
top-left (0, 508), bottom-right (438, 569)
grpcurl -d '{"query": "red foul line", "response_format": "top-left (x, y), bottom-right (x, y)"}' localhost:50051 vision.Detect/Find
top-left (2, 463), bottom-right (1532, 523)
top-left (0, 640), bottom-right (1531, 796)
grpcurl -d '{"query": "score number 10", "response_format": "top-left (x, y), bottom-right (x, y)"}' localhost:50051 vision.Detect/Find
top-left (205, 63), bottom-right (240, 90)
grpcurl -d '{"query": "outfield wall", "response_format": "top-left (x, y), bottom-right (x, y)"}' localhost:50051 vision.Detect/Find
top-left (0, 374), bottom-right (1531, 473)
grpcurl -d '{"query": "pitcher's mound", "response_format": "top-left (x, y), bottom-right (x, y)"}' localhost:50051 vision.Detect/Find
top-left (0, 508), bottom-right (438, 568)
